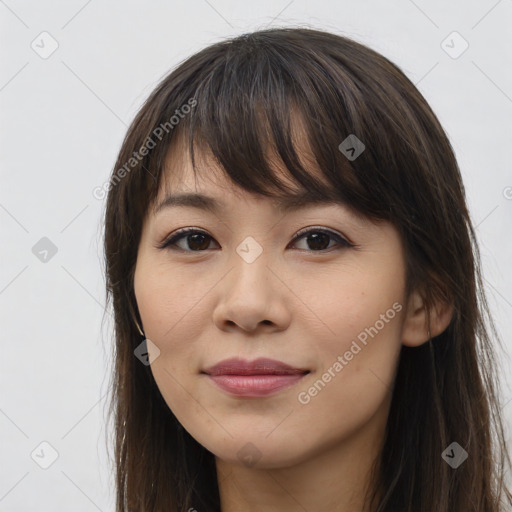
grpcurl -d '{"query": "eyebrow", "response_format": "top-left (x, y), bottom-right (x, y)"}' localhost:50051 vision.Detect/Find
top-left (153, 191), bottom-right (348, 216)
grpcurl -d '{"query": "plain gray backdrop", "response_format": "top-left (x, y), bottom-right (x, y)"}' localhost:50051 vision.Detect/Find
top-left (1, 0), bottom-right (511, 510)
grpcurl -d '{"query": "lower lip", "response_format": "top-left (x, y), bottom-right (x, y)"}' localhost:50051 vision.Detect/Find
top-left (207, 374), bottom-right (307, 397)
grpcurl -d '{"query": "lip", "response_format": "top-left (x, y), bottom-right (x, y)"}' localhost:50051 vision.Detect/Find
top-left (202, 358), bottom-right (310, 397)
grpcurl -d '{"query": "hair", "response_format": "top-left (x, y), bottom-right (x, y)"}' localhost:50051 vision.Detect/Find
top-left (103, 26), bottom-right (512, 511)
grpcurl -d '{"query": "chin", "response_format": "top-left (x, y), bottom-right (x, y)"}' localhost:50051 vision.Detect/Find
top-left (202, 434), bottom-right (313, 470)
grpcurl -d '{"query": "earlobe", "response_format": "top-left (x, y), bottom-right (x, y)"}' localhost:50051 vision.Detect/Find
top-left (401, 290), bottom-right (454, 347)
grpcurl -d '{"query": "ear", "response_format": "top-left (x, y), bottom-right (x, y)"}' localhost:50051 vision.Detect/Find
top-left (401, 290), bottom-right (454, 347)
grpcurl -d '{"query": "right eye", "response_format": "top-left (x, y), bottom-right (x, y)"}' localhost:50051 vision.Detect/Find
top-left (158, 228), bottom-right (219, 252)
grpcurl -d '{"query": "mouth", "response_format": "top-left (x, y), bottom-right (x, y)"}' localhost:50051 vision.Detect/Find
top-left (202, 358), bottom-right (310, 397)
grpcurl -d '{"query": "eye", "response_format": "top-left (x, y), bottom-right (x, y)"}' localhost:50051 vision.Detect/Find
top-left (157, 226), bottom-right (353, 252)
top-left (158, 227), bottom-right (218, 252)
top-left (289, 227), bottom-right (353, 252)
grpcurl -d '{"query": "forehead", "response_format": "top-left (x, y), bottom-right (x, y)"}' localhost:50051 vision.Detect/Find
top-left (159, 105), bottom-right (326, 190)
top-left (155, 130), bottom-right (330, 207)
top-left (151, 137), bottom-right (376, 227)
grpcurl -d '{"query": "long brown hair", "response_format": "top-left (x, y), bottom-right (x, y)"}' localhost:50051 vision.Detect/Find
top-left (103, 27), bottom-right (512, 511)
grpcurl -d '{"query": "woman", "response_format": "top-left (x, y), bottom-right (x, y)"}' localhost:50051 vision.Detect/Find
top-left (103, 27), bottom-right (512, 511)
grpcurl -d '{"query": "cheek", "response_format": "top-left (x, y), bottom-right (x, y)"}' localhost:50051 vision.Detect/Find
top-left (134, 259), bottom-right (210, 342)
top-left (133, 260), bottom-right (218, 413)
top-left (293, 267), bottom-right (405, 421)
top-left (295, 258), bottom-right (405, 357)
top-left (298, 308), bottom-right (403, 419)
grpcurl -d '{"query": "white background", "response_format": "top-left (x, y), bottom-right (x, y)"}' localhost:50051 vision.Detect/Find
top-left (1, 1), bottom-right (511, 510)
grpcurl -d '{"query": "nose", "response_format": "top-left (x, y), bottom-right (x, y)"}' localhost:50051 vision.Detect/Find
top-left (212, 254), bottom-right (291, 334)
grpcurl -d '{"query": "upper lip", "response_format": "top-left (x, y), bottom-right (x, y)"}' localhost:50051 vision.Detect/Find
top-left (202, 357), bottom-right (309, 376)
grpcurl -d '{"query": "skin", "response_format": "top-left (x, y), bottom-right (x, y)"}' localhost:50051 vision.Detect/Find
top-left (133, 138), bottom-right (453, 512)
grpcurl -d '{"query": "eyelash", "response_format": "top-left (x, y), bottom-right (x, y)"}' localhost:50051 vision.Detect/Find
top-left (157, 226), bottom-right (354, 253)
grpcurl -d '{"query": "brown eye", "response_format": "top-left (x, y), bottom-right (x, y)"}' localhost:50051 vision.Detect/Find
top-left (159, 228), bottom-right (218, 252)
top-left (289, 228), bottom-right (353, 252)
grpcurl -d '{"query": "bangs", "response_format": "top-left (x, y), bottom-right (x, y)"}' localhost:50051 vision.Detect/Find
top-left (139, 29), bottom-right (405, 222)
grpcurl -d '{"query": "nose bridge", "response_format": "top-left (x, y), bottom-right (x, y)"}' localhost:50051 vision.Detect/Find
top-left (229, 234), bottom-right (272, 294)
top-left (235, 234), bottom-right (266, 266)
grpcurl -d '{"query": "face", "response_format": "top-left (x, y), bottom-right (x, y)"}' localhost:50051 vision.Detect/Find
top-left (133, 141), bottom-right (409, 470)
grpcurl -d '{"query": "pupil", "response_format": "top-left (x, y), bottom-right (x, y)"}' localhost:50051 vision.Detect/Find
top-left (308, 232), bottom-right (329, 250)
top-left (189, 234), bottom-right (210, 251)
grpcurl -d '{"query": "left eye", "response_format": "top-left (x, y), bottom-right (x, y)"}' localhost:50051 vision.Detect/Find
top-left (290, 228), bottom-right (353, 251)
top-left (158, 227), bottom-right (353, 253)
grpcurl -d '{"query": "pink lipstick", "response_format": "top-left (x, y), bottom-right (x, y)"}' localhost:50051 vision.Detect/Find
top-left (202, 357), bottom-right (309, 397)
